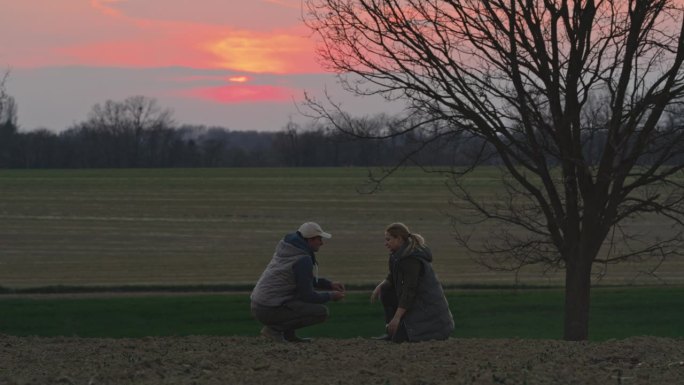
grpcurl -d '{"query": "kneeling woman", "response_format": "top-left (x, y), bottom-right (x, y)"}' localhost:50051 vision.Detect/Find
top-left (371, 223), bottom-right (454, 342)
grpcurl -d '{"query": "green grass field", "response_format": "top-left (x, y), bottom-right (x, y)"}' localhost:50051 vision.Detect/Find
top-left (2, 167), bottom-right (681, 288)
top-left (0, 287), bottom-right (682, 341)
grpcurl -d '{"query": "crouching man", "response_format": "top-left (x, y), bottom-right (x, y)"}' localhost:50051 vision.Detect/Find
top-left (250, 222), bottom-right (345, 342)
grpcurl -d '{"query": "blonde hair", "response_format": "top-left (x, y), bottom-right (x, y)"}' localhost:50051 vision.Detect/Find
top-left (385, 222), bottom-right (426, 253)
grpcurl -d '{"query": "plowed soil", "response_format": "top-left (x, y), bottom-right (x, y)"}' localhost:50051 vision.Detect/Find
top-left (1, 335), bottom-right (683, 384)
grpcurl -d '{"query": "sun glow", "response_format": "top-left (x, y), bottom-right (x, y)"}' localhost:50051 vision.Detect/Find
top-left (204, 33), bottom-right (313, 73)
top-left (228, 76), bottom-right (250, 83)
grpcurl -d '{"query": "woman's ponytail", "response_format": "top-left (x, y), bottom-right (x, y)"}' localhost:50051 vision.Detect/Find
top-left (386, 222), bottom-right (426, 252)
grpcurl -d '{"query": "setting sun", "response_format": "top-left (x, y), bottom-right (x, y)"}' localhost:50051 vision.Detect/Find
top-left (228, 76), bottom-right (250, 83)
top-left (203, 33), bottom-right (313, 73)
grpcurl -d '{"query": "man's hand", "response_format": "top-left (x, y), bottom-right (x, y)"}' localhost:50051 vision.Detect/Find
top-left (331, 282), bottom-right (346, 292)
top-left (330, 291), bottom-right (345, 301)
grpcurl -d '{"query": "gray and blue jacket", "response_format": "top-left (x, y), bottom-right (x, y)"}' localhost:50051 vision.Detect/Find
top-left (250, 232), bottom-right (333, 307)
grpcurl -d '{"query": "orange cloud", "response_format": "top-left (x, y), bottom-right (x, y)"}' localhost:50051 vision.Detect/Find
top-left (185, 84), bottom-right (293, 103)
top-left (90, 0), bottom-right (126, 18)
top-left (11, 1), bottom-right (322, 75)
top-left (203, 33), bottom-right (315, 73)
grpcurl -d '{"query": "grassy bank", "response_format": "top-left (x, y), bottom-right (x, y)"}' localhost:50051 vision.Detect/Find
top-left (1, 287), bottom-right (682, 341)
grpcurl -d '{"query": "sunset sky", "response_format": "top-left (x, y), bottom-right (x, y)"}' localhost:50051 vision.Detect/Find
top-left (0, 0), bottom-right (399, 131)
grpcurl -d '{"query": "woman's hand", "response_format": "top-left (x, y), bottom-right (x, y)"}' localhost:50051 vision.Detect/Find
top-left (387, 308), bottom-right (406, 336)
top-left (370, 280), bottom-right (385, 303)
top-left (386, 316), bottom-right (401, 336)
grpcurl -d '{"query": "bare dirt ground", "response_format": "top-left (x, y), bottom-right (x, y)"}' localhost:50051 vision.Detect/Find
top-left (1, 335), bottom-right (683, 385)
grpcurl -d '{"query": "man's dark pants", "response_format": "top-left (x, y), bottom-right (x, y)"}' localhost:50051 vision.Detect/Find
top-left (251, 300), bottom-right (328, 333)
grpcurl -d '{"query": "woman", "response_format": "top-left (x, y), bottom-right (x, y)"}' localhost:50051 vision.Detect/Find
top-left (371, 222), bottom-right (454, 342)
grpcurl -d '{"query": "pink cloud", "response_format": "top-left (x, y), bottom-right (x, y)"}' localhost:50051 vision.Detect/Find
top-left (262, 0), bottom-right (301, 10)
top-left (4, 1), bottom-right (321, 74)
top-left (50, 20), bottom-right (320, 73)
top-left (56, 35), bottom-right (216, 69)
top-left (90, 0), bottom-right (126, 18)
top-left (185, 84), bottom-right (295, 103)
top-left (85, 0), bottom-right (319, 73)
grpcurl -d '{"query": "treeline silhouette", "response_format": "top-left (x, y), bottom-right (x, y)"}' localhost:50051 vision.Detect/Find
top-left (0, 123), bottom-right (472, 169)
top-left (1, 95), bottom-right (682, 169)
top-left (0, 100), bottom-right (457, 169)
top-left (0, 94), bottom-right (472, 168)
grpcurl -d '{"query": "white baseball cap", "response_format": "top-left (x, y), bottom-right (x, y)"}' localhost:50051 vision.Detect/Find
top-left (298, 222), bottom-right (332, 239)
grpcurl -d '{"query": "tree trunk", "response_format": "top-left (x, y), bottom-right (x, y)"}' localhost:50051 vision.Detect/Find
top-left (563, 255), bottom-right (593, 340)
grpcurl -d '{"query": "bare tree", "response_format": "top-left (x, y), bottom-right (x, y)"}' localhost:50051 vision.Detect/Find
top-left (305, 0), bottom-right (684, 340)
top-left (0, 70), bottom-right (18, 126)
top-left (85, 96), bottom-right (174, 167)
top-left (0, 70), bottom-right (19, 167)
top-left (0, 71), bottom-right (8, 122)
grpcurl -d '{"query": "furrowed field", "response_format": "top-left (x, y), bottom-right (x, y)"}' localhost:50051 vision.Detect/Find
top-left (1, 167), bottom-right (683, 289)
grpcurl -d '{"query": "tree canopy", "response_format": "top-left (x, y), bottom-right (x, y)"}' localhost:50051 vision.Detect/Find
top-left (305, 0), bottom-right (684, 340)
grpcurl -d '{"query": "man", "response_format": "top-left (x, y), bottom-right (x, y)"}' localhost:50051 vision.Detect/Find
top-left (250, 222), bottom-right (345, 342)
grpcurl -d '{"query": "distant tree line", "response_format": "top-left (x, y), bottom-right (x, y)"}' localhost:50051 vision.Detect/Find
top-left (0, 93), bottom-right (682, 169)
top-left (0, 94), bottom-right (476, 168)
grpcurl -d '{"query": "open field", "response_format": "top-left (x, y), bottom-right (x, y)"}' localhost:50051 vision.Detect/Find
top-left (2, 168), bottom-right (682, 385)
top-left (1, 167), bottom-right (682, 288)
